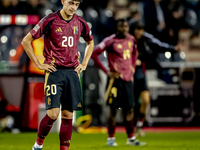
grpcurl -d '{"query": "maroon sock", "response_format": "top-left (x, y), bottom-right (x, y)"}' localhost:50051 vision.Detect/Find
top-left (138, 118), bottom-right (144, 122)
top-left (108, 125), bottom-right (116, 138)
top-left (138, 113), bottom-right (145, 122)
top-left (60, 146), bottom-right (69, 150)
top-left (124, 119), bottom-right (134, 138)
top-left (36, 114), bottom-right (56, 145)
top-left (59, 119), bottom-right (73, 150)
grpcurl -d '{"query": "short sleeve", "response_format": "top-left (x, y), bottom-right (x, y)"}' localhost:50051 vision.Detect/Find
top-left (97, 34), bottom-right (115, 51)
top-left (30, 17), bottom-right (46, 39)
top-left (81, 21), bottom-right (93, 41)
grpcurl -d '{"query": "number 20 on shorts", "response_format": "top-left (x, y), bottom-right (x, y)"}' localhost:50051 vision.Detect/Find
top-left (46, 84), bottom-right (57, 96)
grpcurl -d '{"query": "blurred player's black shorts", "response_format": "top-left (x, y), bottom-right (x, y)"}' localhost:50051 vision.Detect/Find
top-left (134, 67), bottom-right (148, 102)
top-left (106, 77), bottom-right (134, 110)
top-left (44, 67), bottom-right (82, 111)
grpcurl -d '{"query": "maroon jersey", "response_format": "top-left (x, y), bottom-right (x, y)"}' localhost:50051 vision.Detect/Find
top-left (30, 11), bottom-right (93, 67)
top-left (92, 34), bottom-right (138, 81)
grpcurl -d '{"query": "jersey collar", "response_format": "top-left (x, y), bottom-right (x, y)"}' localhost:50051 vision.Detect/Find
top-left (57, 10), bottom-right (75, 23)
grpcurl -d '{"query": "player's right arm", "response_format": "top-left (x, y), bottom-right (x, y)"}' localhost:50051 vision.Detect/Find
top-left (21, 15), bottom-right (56, 72)
top-left (21, 33), bottom-right (56, 72)
top-left (91, 36), bottom-right (120, 78)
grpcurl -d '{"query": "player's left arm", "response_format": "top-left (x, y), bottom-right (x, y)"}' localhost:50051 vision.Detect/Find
top-left (75, 40), bottom-right (94, 74)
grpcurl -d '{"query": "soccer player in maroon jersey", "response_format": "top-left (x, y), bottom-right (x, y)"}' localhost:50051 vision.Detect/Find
top-left (21, 0), bottom-right (94, 150)
top-left (91, 19), bottom-right (146, 146)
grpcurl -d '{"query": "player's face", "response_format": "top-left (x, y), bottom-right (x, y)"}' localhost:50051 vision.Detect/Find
top-left (62, 0), bottom-right (80, 16)
top-left (117, 21), bottom-right (129, 38)
top-left (134, 28), bottom-right (144, 40)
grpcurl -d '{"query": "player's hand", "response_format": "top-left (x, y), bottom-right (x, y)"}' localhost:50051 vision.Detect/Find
top-left (75, 64), bottom-right (86, 74)
top-left (174, 44), bottom-right (183, 51)
top-left (107, 70), bottom-right (120, 79)
top-left (136, 59), bottom-right (142, 66)
top-left (130, 65), bottom-right (135, 73)
top-left (37, 64), bottom-right (57, 72)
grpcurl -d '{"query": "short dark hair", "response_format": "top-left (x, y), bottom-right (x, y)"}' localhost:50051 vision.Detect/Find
top-left (74, 0), bottom-right (83, 2)
top-left (116, 18), bottom-right (128, 25)
top-left (129, 21), bottom-right (144, 34)
top-left (112, 18), bottom-right (128, 32)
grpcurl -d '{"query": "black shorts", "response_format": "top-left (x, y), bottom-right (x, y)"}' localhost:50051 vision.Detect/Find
top-left (134, 67), bottom-right (148, 101)
top-left (44, 67), bottom-right (82, 111)
top-left (105, 77), bottom-right (134, 110)
top-left (134, 77), bottom-right (148, 97)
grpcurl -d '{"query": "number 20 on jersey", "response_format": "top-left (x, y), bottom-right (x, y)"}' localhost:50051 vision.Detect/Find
top-left (62, 36), bottom-right (74, 47)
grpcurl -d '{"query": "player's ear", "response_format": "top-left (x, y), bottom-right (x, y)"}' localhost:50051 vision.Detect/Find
top-left (61, 0), bottom-right (65, 5)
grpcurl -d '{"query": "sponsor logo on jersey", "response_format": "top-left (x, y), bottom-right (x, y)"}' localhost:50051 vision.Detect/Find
top-left (33, 24), bottom-right (40, 32)
top-left (73, 26), bottom-right (78, 34)
top-left (55, 27), bottom-right (62, 32)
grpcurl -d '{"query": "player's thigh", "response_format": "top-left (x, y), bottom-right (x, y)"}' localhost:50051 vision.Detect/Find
top-left (45, 71), bottom-right (63, 110)
top-left (134, 77), bottom-right (148, 100)
top-left (109, 106), bottom-right (118, 117)
top-left (122, 80), bottom-right (134, 109)
top-left (106, 78), bottom-right (122, 108)
top-left (61, 70), bottom-right (82, 111)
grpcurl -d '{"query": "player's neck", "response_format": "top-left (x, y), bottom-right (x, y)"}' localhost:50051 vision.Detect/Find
top-left (60, 9), bottom-right (73, 21)
top-left (116, 32), bottom-right (127, 39)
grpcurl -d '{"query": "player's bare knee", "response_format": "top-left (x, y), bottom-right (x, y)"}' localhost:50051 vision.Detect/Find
top-left (47, 111), bottom-right (59, 120)
top-left (62, 110), bottom-right (73, 119)
top-left (52, 115), bottom-right (59, 120)
top-left (110, 108), bottom-right (117, 117)
top-left (108, 116), bottom-right (116, 125)
top-left (47, 113), bottom-right (59, 120)
top-left (124, 108), bottom-right (133, 114)
top-left (47, 108), bottom-right (60, 120)
top-left (124, 109), bottom-right (134, 121)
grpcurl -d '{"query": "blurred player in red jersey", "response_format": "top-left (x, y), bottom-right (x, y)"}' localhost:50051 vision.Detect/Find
top-left (21, 0), bottom-right (94, 150)
top-left (91, 19), bottom-right (146, 146)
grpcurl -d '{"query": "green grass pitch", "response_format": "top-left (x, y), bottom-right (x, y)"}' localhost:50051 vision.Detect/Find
top-left (0, 132), bottom-right (200, 150)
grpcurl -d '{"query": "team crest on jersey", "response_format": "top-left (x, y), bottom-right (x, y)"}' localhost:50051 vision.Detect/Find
top-left (73, 26), bottom-right (78, 34)
top-left (33, 24), bottom-right (40, 32)
top-left (47, 97), bottom-right (51, 105)
top-left (117, 44), bottom-right (122, 49)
